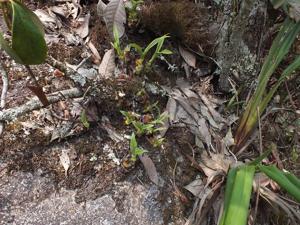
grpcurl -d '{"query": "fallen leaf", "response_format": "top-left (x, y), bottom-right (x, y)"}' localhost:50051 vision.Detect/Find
top-left (289, 2), bottom-right (300, 22)
top-left (60, 149), bottom-right (70, 177)
top-left (139, 155), bottom-right (159, 185)
top-left (97, 0), bottom-right (107, 18)
top-left (184, 179), bottom-right (204, 196)
top-left (98, 49), bottom-right (116, 78)
top-left (179, 45), bottom-right (196, 68)
top-left (75, 13), bottom-right (90, 39)
top-left (88, 41), bottom-right (101, 64)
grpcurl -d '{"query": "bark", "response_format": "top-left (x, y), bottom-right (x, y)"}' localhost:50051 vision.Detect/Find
top-left (216, 0), bottom-right (269, 92)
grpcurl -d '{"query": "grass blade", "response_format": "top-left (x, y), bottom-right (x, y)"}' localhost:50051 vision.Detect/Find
top-left (258, 165), bottom-right (300, 202)
top-left (234, 18), bottom-right (300, 152)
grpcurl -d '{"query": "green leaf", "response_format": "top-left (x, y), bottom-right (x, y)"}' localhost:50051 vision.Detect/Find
top-left (130, 133), bottom-right (138, 152)
top-left (11, 0), bottom-right (47, 65)
top-left (80, 110), bottom-right (90, 129)
top-left (219, 167), bottom-right (238, 225)
top-left (219, 165), bottom-right (255, 225)
top-left (234, 18), bottom-right (300, 152)
top-left (0, 31), bottom-right (22, 63)
top-left (159, 49), bottom-right (173, 55)
top-left (258, 165), bottom-right (300, 202)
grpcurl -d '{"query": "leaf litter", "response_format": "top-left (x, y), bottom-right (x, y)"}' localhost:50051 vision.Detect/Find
top-left (1, 1), bottom-right (299, 225)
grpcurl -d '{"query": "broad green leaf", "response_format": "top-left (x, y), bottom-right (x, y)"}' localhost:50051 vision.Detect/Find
top-left (0, 31), bottom-right (22, 63)
top-left (11, 0), bottom-right (47, 65)
top-left (258, 165), bottom-right (300, 202)
top-left (219, 165), bottom-right (255, 225)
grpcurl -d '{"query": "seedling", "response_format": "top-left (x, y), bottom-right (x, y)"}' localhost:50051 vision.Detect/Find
top-left (129, 133), bottom-right (147, 161)
top-left (112, 26), bottom-right (125, 60)
top-left (126, 0), bottom-right (144, 25)
top-left (112, 29), bottom-right (172, 73)
top-left (130, 34), bottom-right (173, 73)
top-left (80, 110), bottom-right (90, 129)
top-left (121, 110), bottom-right (167, 136)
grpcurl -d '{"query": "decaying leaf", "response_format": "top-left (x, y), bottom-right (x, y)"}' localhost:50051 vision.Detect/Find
top-left (164, 79), bottom-right (228, 148)
top-left (184, 179), bottom-right (205, 196)
top-left (103, 0), bottom-right (126, 38)
top-left (59, 149), bottom-right (71, 177)
top-left (289, 2), bottom-right (300, 22)
top-left (88, 41), bottom-right (101, 64)
top-left (98, 49), bottom-right (116, 78)
top-left (97, 0), bottom-right (107, 18)
top-left (75, 13), bottom-right (90, 39)
top-left (139, 155), bottom-right (159, 185)
top-left (179, 45), bottom-right (196, 68)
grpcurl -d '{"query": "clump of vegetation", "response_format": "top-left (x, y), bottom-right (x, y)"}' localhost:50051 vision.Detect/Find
top-left (112, 26), bottom-right (172, 73)
top-left (140, 1), bottom-right (215, 55)
top-left (220, 10), bottom-right (300, 225)
top-left (125, 0), bottom-right (144, 26)
top-left (121, 109), bottom-right (167, 138)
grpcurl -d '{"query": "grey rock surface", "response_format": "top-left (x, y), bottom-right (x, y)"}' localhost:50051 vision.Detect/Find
top-left (0, 165), bottom-right (165, 225)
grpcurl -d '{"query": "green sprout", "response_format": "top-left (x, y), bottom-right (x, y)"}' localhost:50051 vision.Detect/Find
top-left (130, 34), bottom-right (172, 73)
top-left (126, 0), bottom-right (144, 25)
top-left (130, 133), bottom-right (147, 161)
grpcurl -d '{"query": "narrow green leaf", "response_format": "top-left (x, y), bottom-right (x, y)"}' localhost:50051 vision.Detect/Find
top-left (130, 133), bottom-right (137, 151)
top-left (258, 165), bottom-right (300, 202)
top-left (80, 110), bottom-right (90, 129)
top-left (284, 170), bottom-right (300, 188)
top-left (159, 49), bottom-right (173, 55)
top-left (235, 18), bottom-right (300, 151)
top-left (11, 0), bottom-right (47, 64)
top-left (248, 148), bottom-right (273, 166)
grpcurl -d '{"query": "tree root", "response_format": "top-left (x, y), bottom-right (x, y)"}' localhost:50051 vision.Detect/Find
top-left (0, 88), bottom-right (82, 122)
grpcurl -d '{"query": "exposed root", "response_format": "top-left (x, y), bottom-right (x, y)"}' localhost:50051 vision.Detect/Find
top-left (0, 88), bottom-right (82, 122)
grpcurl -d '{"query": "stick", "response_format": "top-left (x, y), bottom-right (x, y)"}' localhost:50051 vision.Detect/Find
top-left (0, 88), bottom-right (82, 122)
top-left (0, 62), bottom-right (8, 109)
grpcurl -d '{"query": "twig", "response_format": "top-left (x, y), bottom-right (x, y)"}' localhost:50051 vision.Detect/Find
top-left (0, 88), bottom-right (82, 122)
top-left (0, 62), bottom-right (9, 136)
top-left (0, 62), bottom-right (9, 109)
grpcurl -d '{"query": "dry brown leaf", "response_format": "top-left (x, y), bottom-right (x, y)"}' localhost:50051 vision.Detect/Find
top-left (88, 41), bottom-right (101, 64)
top-left (97, 0), bottom-right (107, 18)
top-left (75, 13), bottom-right (90, 39)
top-left (103, 0), bottom-right (126, 38)
top-left (59, 149), bottom-right (71, 177)
top-left (179, 45), bottom-right (196, 68)
top-left (139, 155), bottom-right (159, 185)
top-left (184, 179), bottom-right (204, 196)
top-left (289, 2), bottom-right (300, 22)
top-left (98, 49), bottom-right (115, 78)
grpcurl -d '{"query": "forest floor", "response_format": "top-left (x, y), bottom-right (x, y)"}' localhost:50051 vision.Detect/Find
top-left (0, 0), bottom-right (299, 225)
